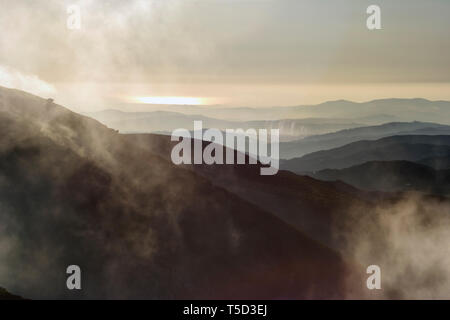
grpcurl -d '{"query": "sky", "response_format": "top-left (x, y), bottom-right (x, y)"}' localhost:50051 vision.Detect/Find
top-left (0, 0), bottom-right (449, 111)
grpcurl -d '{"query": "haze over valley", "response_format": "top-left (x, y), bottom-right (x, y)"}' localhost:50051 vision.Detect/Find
top-left (1, 0), bottom-right (450, 301)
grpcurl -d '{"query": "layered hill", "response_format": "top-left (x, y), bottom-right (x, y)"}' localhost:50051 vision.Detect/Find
top-left (418, 156), bottom-right (450, 170)
top-left (0, 86), bottom-right (359, 299)
top-left (2, 86), bottom-right (449, 299)
top-left (279, 121), bottom-right (450, 159)
top-left (87, 109), bottom-right (362, 140)
top-left (311, 161), bottom-right (450, 195)
top-left (281, 135), bottom-right (450, 173)
top-left (121, 132), bottom-right (378, 250)
top-left (110, 98), bottom-right (450, 123)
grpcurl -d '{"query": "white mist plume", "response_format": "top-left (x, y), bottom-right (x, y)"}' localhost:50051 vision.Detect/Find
top-left (342, 194), bottom-right (450, 299)
top-left (0, 65), bottom-right (56, 97)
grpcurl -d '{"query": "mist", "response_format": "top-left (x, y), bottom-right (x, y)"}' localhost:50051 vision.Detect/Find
top-left (339, 194), bottom-right (450, 299)
top-left (1, 0), bottom-right (450, 109)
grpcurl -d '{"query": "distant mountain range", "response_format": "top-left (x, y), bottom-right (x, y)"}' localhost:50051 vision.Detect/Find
top-left (0, 86), bottom-right (362, 299)
top-left (121, 133), bottom-right (378, 250)
top-left (1, 86), bottom-right (449, 299)
top-left (87, 98), bottom-right (450, 141)
top-left (284, 99), bottom-right (450, 124)
top-left (86, 109), bottom-right (364, 140)
top-left (281, 134), bottom-right (450, 195)
top-left (311, 161), bottom-right (450, 195)
top-left (281, 135), bottom-right (450, 173)
top-left (280, 121), bottom-right (450, 159)
top-left (106, 98), bottom-right (450, 123)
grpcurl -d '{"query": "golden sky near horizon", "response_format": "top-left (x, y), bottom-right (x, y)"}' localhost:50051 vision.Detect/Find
top-left (0, 0), bottom-right (449, 111)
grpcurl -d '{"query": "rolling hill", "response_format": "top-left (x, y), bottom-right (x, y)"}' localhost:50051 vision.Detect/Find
top-left (109, 98), bottom-right (450, 123)
top-left (86, 109), bottom-right (363, 140)
top-left (0, 86), bottom-right (361, 299)
top-left (279, 121), bottom-right (450, 159)
top-left (288, 99), bottom-right (450, 124)
top-left (120, 132), bottom-right (379, 250)
top-left (418, 156), bottom-right (450, 170)
top-left (2, 86), bottom-right (449, 299)
top-left (310, 161), bottom-right (450, 195)
top-left (281, 135), bottom-right (450, 173)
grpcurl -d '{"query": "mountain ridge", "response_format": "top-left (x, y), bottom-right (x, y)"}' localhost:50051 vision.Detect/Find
top-left (310, 160), bottom-right (450, 195)
top-left (279, 121), bottom-right (450, 159)
top-left (281, 135), bottom-right (450, 173)
top-left (2, 86), bottom-right (449, 299)
top-left (92, 98), bottom-right (450, 123)
top-left (0, 85), bottom-right (358, 299)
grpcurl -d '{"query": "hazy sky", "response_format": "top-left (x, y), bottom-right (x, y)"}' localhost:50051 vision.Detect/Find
top-left (0, 0), bottom-right (449, 111)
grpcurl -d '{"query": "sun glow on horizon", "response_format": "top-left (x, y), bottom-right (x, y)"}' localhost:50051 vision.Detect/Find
top-left (134, 96), bottom-right (206, 105)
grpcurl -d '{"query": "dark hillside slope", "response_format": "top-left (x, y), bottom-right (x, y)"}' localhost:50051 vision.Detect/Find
top-left (0, 287), bottom-right (24, 300)
top-left (0, 86), bottom-right (355, 299)
top-left (123, 133), bottom-right (388, 251)
top-left (280, 121), bottom-right (450, 159)
top-left (311, 161), bottom-right (450, 194)
top-left (281, 135), bottom-right (450, 173)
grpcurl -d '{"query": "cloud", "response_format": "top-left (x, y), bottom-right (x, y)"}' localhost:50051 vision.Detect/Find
top-left (340, 194), bottom-right (450, 299)
top-left (0, 65), bottom-right (56, 97)
top-left (1, 0), bottom-right (449, 107)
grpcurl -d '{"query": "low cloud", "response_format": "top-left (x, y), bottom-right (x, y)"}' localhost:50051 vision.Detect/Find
top-left (0, 65), bottom-right (56, 97)
top-left (340, 194), bottom-right (450, 299)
